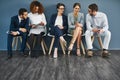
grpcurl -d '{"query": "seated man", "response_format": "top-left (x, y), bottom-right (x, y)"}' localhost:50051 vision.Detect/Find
top-left (85, 3), bottom-right (111, 57)
top-left (7, 8), bottom-right (30, 59)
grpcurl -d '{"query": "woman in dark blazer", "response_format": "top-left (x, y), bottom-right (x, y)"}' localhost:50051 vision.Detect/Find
top-left (49, 3), bottom-right (68, 58)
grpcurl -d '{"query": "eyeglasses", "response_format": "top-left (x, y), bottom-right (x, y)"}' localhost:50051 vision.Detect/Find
top-left (59, 8), bottom-right (64, 10)
top-left (75, 8), bottom-right (80, 10)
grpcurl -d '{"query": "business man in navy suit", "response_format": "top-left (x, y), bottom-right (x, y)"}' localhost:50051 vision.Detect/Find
top-left (7, 8), bottom-right (30, 59)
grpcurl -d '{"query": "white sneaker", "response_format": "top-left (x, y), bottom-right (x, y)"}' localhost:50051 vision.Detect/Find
top-left (53, 53), bottom-right (58, 58)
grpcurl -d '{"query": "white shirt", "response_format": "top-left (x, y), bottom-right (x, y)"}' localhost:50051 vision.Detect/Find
top-left (86, 12), bottom-right (109, 31)
top-left (54, 16), bottom-right (63, 26)
top-left (17, 16), bottom-right (23, 34)
top-left (18, 16), bottom-right (22, 23)
top-left (28, 13), bottom-right (47, 35)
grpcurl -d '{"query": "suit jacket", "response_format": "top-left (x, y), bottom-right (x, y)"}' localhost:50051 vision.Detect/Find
top-left (9, 15), bottom-right (30, 33)
top-left (68, 12), bottom-right (84, 33)
top-left (49, 13), bottom-right (68, 34)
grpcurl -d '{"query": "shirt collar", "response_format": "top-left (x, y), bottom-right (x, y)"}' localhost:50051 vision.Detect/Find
top-left (18, 15), bottom-right (23, 23)
top-left (94, 12), bottom-right (101, 18)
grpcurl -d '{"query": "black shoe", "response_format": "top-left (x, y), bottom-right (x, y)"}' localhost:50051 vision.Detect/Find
top-left (30, 51), bottom-right (39, 58)
top-left (20, 52), bottom-right (28, 57)
top-left (6, 55), bottom-right (12, 60)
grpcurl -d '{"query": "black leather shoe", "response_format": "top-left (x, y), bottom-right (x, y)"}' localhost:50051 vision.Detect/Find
top-left (20, 52), bottom-right (28, 57)
top-left (6, 55), bottom-right (12, 60)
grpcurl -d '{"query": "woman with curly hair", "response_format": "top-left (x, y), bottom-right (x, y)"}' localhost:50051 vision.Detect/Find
top-left (28, 1), bottom-right (47, 57)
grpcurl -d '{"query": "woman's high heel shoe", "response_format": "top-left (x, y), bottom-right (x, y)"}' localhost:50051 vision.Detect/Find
top-left (76, 48), bottom-right (81, 56)
top-left (53, 52), bottom-right (58, 58)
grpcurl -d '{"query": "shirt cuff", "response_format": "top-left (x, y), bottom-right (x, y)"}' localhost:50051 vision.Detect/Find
top-left (17, 31), bottom-right (20, 35)
top-left (81, 24), bottom-right (83, 27)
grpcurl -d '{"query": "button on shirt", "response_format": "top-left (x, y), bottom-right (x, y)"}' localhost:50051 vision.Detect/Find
top-left (86, 12), bottom-right (109, 31)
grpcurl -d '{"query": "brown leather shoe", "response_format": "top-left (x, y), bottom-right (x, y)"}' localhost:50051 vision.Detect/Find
top-left (102, 50), bottom-right (110, 57)
top-left (87, 50), bottom-right (93, 57)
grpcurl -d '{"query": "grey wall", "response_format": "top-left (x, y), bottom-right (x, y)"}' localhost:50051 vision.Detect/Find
top-left (0, 0), bottom-right (120, 50)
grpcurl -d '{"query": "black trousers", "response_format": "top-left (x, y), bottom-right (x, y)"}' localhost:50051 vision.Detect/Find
top-left (28, 32), bottom-right (45, 51)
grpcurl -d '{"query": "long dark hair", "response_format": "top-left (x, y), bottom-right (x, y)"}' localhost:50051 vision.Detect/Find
top-left (73, 3), bottom-right (81, 8)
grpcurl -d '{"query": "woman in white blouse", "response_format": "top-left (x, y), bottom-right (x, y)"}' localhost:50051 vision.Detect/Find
top-left (28, 1), bottom-right (47, 57)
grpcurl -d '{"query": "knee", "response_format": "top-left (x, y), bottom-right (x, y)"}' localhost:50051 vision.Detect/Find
top-left (76, 27), bottom-right (82, 31)
top-left (85, 30), bottom-right (91, 36)
top-left (104, 30), bottom-right (111, 37)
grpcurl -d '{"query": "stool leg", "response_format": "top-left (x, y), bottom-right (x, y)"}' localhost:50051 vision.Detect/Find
top-left (33, 37), bottom-right (36, 48)
top-left (12, 37), bottom-right (18, 50)
top-left (26, 42), bottom-right (30, 50)
top-left (12, 37), bottom-right (15, 49)
top-left (48, 37), bottom-right (55, 55)
top-left (91, 36), bottom-right (95, 43)
top-left (60, 40), bottom-right (66, 55)
top-left (16, 37), bottom-right (19, 50)
top-left (97, 36), bottom-right (103, 49)
top-left (81, 41), bottom-right (86, 55)
top-left (67, 36), bottom-right (72, 55)
top-left (43, 40), bottom-right (48, 51)
top-left (41, 39), bottom-right (46, 55)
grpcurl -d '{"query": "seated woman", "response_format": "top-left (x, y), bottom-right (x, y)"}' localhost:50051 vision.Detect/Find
top-left (68, 3), bottom-right (84, 56)
top-left (49, 3), bottom-right (68, 58)
top-left (28, 1), bottom-right (47, 57)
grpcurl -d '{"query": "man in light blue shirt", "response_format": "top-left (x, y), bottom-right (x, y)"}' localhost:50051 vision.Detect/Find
top-left (85, 3), bottom-right (111, 57)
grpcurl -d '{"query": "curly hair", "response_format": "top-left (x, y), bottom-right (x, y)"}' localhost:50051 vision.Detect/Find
top-left (30, 1), bottom-right (44, 14)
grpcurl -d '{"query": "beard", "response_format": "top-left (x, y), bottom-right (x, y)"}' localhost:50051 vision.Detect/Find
top-left (90, 14), bottom-right (94, 16)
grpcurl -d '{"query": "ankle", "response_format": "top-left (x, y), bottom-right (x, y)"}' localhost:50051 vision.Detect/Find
top-left (103, 49), bottom-right (107, 51)
top-left (88, 49), bottom-right (92, 51)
